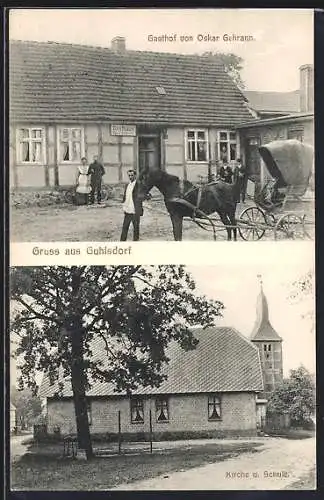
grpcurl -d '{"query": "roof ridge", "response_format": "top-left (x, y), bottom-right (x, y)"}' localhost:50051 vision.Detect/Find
top-left (9, 39), bottom-right (225, 62)
top-left (227, 326), bottom-right (260, 352)
top-left (244, 89), bottom-right (300, 95)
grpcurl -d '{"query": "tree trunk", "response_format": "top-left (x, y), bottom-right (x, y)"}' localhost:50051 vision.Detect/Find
top-left (70, 325), bottom-right (94, 460)
top-left (68, 267), bottom-right (94, 460)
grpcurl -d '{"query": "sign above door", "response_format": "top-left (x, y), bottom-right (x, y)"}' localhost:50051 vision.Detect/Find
top-left (110, 124), bottom-right (136, 136)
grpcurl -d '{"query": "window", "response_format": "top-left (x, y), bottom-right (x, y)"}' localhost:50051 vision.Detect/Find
top-left (87, 400), bottom-right (92, 426)
top-left (186, 129), bottom-right (208, 162)
top-left (288, 128), bottom-right (304, 142)
top-left (130, 398), bottom-right (144, 423)
top-left (17, 127), bottom-right (45, 163)
top-left (263, 344), bottom-right (272, 360)
top-left (217, 131), bottom-right (237, 163)
top-left (155, 397), bottom-right (169, 423)
top-left (208, 394), bottom-right (221, 421)
top-left (59, 127), bottom-right (84, 162)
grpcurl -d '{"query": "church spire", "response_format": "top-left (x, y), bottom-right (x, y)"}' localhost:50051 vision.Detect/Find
top-left (250, 276), bottom-right (282, 342)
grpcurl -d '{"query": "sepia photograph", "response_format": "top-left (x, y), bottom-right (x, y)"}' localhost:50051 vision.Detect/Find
top-left (9, 261), bottom-right (315, 491)
top-left (6, 6), bottom-right (317, 496)
top-left (9, 8), bottom-right (314, 242)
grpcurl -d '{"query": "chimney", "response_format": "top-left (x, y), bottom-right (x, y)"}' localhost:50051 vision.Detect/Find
top-left (299, 64), bottom-right (314, 113)
top-left (111, 36), bottom-right (126, 54)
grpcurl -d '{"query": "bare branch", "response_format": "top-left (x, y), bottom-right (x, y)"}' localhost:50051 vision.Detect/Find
top-left (97, 331), bottom-right (118, 361)
top-left (14, 297), bottom-right (60, 325)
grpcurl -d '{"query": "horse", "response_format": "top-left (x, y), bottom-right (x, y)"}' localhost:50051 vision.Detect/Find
top-left (137, 168), bottom-right (240, 241)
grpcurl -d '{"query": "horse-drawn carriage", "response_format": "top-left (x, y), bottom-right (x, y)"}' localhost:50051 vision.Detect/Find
top-left (238, 139), bottom-right (314, 240)
top-left (138, 139), bottom-right (314, 241)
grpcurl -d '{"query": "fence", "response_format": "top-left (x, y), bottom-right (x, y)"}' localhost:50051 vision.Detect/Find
top-left (37, 408), bottom-right (261, 458)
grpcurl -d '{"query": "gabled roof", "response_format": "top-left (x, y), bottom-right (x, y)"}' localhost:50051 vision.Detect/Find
top-left (39, 326), bottom-right (263, 399)
top-left (250, 286), bottom-right (282, 342)
top-left (10, 40), bottom-right (254, 126)
top-left (243, 90), bottom-right (300, 114)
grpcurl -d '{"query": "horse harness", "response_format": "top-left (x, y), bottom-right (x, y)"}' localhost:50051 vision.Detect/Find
top-left (172, 180), bottom-right (222, 219)
top-left (176, 179), bottom-right (204, 218)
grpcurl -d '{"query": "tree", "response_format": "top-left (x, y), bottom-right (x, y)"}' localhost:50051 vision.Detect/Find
top-left (288, 269), bottom-right (315, 330)
top-left (267, 365), bottom-right (316, 426)
top-left (10, 266), bottom-right (223, 459)
top-left (10, 386), bottom-right (42, 430)
top-left (202, 52), bottom-right (245, 89)
top-left (289, 270), bottom-right (314, 299)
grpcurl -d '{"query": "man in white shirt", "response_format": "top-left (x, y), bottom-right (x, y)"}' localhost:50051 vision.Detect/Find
top-left (120, 170), bottom-right (143, 241)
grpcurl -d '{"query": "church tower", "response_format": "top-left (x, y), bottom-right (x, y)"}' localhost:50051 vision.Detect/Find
top-left (251, 276), bottom-right (283, 400)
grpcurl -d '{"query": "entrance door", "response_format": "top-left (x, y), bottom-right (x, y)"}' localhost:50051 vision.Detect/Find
top-left (138, 135), bottom-right (161, 174)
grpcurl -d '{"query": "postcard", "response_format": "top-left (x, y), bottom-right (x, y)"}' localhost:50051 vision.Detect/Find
top-left (8, 8), bottom-right (316, 493)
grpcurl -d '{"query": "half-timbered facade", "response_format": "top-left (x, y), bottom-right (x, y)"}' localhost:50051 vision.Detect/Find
top-left (9, 38), bottom-right (256, 189)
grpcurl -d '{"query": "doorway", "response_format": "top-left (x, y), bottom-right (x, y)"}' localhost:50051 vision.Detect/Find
top-left (138, 134), bottom-right (161, 174)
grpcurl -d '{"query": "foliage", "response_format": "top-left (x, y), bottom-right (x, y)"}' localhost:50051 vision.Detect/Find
top-left (11, 265), bottom-right (223, 393)
top-left (289, 270), bottom-right (314, 300)
top-left (202, 52), bottom-right (245, 89)
top-left (288, 269), bottom-right (315, 329)
top-left (267, 366), bottom-right (316, 426)
top-left (10, 386), bottom-right (43, 429)
top-left (10, 266), bottom-right (223, 456)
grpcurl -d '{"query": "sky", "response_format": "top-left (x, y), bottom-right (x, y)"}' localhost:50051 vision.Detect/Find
top-left (9, 8), bottom-right (314, 92)
top-left (187, 259), bottom-right (315, 376)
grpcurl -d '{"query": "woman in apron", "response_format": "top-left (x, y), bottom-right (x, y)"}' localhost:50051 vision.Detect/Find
top-left (75, 157), bottom-right (91, 205)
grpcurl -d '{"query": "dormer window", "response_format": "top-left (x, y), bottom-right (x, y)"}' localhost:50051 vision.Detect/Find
top-left (156, 86), bottom-right (166, 95)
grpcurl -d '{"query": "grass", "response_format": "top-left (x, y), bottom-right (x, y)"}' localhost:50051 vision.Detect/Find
top-left (11, 440), bottom-right (262, 490)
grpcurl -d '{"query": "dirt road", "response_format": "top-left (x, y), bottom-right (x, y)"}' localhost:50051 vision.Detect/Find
top-left (10, 193), bottom-right (314, 242)
top-left (113, 437), bottom-right (316, 490)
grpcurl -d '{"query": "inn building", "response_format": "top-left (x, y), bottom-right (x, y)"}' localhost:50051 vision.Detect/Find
top-left (9, 37), bottom-right (255, 190)
top-left (9, 38), bottom-right (313, 191)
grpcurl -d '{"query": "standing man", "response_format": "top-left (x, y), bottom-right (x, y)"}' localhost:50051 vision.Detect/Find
top-left (235, 158), bottom-right (247, 203)
top-left (120, 169), bottom-right (143, 241)
top-left (89, 155), bottom-right (105, 204)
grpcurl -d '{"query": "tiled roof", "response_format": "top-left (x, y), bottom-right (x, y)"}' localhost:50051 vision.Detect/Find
top-left (39, 326), bottom-right (263, 399)
top-left (10, 40), bottom-right (254, 126)
top-left (243, 90), bottom-right (300, 114)
top-left (250, 288), bottom-right (282, 342)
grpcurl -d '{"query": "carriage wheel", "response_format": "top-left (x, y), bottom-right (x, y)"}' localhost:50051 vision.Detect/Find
top-left (238, 207), bottom-right (266, 241)
top-left (64, 189), bottom-right (75, 204)
top-left (274, 213), bottom-right (306, 240)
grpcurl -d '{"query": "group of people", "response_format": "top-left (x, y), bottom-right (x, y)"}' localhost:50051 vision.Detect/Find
top-left (76, 158), bottom-right (143, 241)
top-left (218, 158), bottom-right (247, 203)
top-left (75, 156), bottom-right (106, 205)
